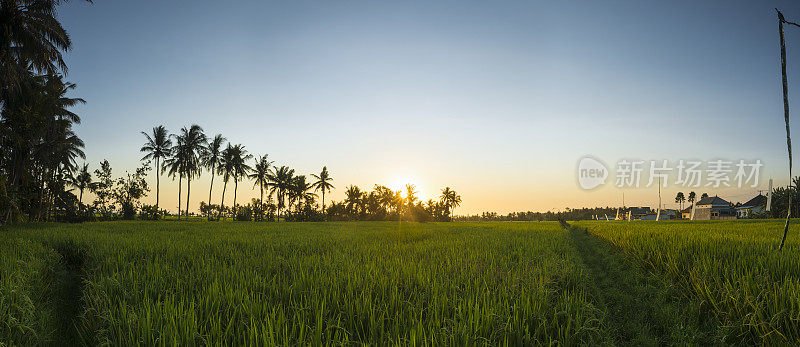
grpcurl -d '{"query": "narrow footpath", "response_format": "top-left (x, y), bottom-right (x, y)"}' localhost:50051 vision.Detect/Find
top-left (564, 225), bottom-right (718, 345)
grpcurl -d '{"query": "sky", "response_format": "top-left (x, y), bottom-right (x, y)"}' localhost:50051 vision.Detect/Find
top-left (56, 0), bottom-right (800, 214)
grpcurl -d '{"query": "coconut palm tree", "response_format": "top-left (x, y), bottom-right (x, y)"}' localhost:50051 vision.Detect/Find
top-left (292, 175), bottom-right (316, 215)
top-left (248, 154), bottom-right (273, 221)
top-left (140, 125), bottom-right (172, 211)
top-left (267, 165), bottom-right (294, 220)
top-left (675, 192), bottom-right (685, 210)
top-left (201, 134), bottom-right (225, 218)
top-left (0, 0), bottom-right (91, 98)
top-left (174, 125), bottom-right (206, 219)
top-left (439, 187), bottom-right (462, 217)
top-left (228, 144), bottom-right (252, 220)
top-left (344, 185), bottom-right (363, 217)
top-left (218, 144), bottom-right (235, 220)
top-left (405, 184), bottom-right (417, 208)
top-left (72, 162), bottom-right (91, 205)
top-left (311, 166), bottom-right (334, 214)
top-left (164, 144), bottom-right (186, 220)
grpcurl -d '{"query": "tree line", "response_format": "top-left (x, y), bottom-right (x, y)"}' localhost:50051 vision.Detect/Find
top-left (0, 0), bottom-right (93, 223)
top-left (137, 124), bottom-right (462, 222)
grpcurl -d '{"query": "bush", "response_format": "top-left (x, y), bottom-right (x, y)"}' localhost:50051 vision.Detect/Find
top-left (138, 205), bottom-right (161, 220)
top-left (235, 204), bottom-right (252, 221)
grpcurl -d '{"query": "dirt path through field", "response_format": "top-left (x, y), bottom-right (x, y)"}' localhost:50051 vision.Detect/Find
top-left (566, 226), bottom-right (715, 345)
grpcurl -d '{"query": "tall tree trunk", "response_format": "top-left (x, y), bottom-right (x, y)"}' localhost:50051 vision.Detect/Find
top-left (186, 177), bottom-right (191, 219)
top-left (259, 183), bottom-right (263, 222)
top-left (322, 190), bottom-right (326, 214)
top-left (779, 10), bottom-right (793, 251)
top-left (155, 157), bottom-right (160, 211)
top-left (79, 187), bottom-right (83, 205)
top-left (233, 176), bottom-right (238, 221)
top-left (177, 175), bottom-right (182, 221)
top-left (219, 180), bottom-right (227, 221)
top-left (208, 164), bottom-right (215, 219)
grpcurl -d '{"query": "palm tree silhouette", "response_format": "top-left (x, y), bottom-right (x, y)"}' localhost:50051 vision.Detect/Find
top-left (0, 0), bottom-right (91, 99)
top-left (177, 125), bottom-right (206, 218)
top-left (72, 162), bottom-right (92, 205)
top-left (218, 144), bottom-right (235, 220)
top-left (201, 134), bottom-right (226, 218)
top-left (140, 125), bottom-right (172, 212)
top-left (165, 125), bottom-right (206, 219)
top-left (311, 166), bottom-right (334, 214)
top-left (228, 144), bottom-right (252, 220)
top-left (292, 175), bottom-right (316, 214)
top-left (344, 185), bottom-right (363, 217)
top-left (249, 154), bottom-right (273, 221)
top-left (439, 187), bottom-right (462, 217)
top-left (268, 166), bottom-right (294, 220)
top-left (405, 184), bottom-right (417, 208)
top-left (675, 192), bottom-right (685, 210)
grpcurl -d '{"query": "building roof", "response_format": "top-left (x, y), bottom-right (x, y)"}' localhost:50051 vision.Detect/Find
top-left (695, 196), bottom-right (730, 206)
top-left (738, 194), bottom-right (767, 209)
top-left (681, 205), bottom-right (693, 213)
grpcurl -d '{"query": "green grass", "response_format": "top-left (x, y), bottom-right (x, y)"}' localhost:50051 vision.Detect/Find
top-left (575, 219), bottom-right (800, 344)
top-left (1, 220), bottom-right (798, 345)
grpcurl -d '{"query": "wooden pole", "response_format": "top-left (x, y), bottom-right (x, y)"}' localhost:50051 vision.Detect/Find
top-left (778, 9), bottom-right (793, 251)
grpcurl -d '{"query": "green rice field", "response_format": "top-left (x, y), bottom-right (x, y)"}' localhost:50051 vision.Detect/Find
top-left (1, 220), bottom-right (798, 345)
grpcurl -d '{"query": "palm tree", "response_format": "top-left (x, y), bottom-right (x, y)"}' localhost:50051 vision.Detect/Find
top-left (688, 191), bottom-right (696, 204)
top-left (140, 125), bottom-right (172, 212)
top-left (439, 187), bottom-right (462, 217)
top-left (249, 154), bottom-right (273, 221)
top-left (675, 192), bottom-right (686, 210)
top-left (292, 175), bottom-right (316, 215)
top-left (72, 162), bottom-right (91, 205)
top-left (164, 125), bottom-right (206, 219)
top-left (164, 145), bottom-right (185, 220)
top-left (0, 0), bottom-right (91, 98)
top-left (201, 134), bottom-right (226, 218)
top-left (176, 125), bottom-right (206, 219)
top-left (267, 165), bottom-right (295, 220)
top-left (344, 185), bottom-right (363, 217)
top-left (405, 184), bottom-right (417, 208)
top-left (311, 166), bottom-right (334, 214)
top-left (218, 144), bottom-right (235, 220)
top-left (228, 144), bottom-right (252, 220)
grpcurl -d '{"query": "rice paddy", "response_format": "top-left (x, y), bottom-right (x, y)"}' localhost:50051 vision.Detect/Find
top-left (1, 220), bottom-right (799, 345)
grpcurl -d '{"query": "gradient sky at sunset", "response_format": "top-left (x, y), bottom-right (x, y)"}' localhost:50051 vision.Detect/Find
top-left (58, 0), bottom-right (800, 214)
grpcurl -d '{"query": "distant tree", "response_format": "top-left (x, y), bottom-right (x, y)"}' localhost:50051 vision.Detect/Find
top-left (701, 193), bottom-right (709, 200)
top-left (311, 166), bottom-right (334, 214)
top-left (165, 125), bottom-right (206, 219)
top-left (72, 162), bottom-right (92, 205)
top-left (405, 184), bottom-right (417, 208)
top-left (228, 144), bottom-right (252, 220)
top-left (201, 134), bottom-right (226, 218)
top-left (688, 191), bottom-right (696, 204)
top-left (344, 185), bottom-right (363, 217)
top-left (439, 187), bottom-right (462, 218)
top-left (90, 160), bottom-right (114, 218)
top-left (113, 162), bottom-right (150, 219)
top-left (140, 125), bottom-right (172, 212)
top-left (291, 175), bottom-right (316, 216)
top-left (268, 166), bottom-right (295, 219)
top-left (675, 192), bottom-right (685, 210)
top-left (218, 144), bottom-right (234, 220)
top-left (248, 154), bottom-right (273, 221)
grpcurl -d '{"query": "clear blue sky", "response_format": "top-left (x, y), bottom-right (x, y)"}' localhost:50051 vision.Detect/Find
top-left (57, 0), bottom-right (800, 213)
